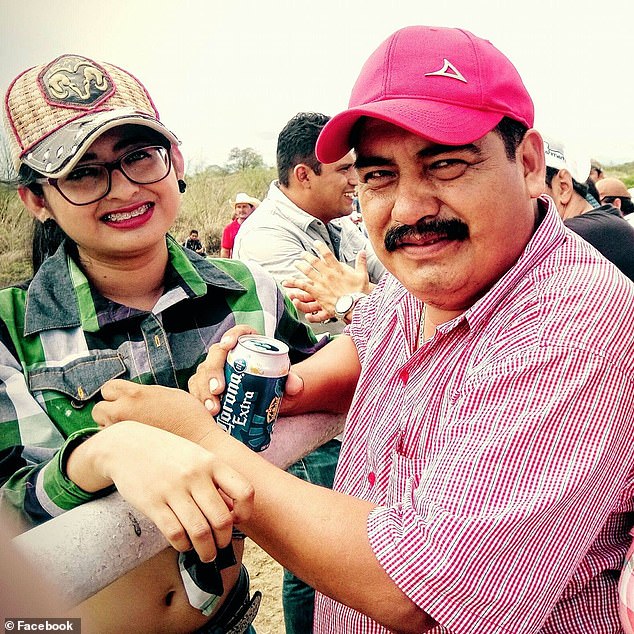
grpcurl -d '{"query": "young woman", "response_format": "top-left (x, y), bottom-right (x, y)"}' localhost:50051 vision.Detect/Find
top-left (1, 53), bottom-right (321, 632)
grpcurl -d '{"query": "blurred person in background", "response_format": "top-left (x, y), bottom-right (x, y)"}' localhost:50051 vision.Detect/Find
top-left (233, 110), bottom-right (383, 634)
top-left (589, 159), bottom-right (604, 183)
top-left (596, 177), bottom-right (634, 224)
top-left (183, 228), bottom-right (206, 255)
top-left (543, 136), bottom-right (634, 280)
top-left (234, 112), bottom-right (385, 338)
top-left (220, 192), bottom-right (260, 258)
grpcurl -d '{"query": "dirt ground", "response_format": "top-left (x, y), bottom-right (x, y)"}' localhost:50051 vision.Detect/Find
top-left (243, 539), bottom-right (286, 633)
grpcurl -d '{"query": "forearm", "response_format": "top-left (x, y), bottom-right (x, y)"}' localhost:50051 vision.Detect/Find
top-left (201, 427), bottom-right (433, 632)
top-left (65, 431), bottom-right (115, 493)
top-left (261, 411), bottom-right (346, 470)
top-left (283, 334), bottom-right (360, 416)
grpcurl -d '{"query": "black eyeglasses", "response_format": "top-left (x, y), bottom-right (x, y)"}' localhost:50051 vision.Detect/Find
top-left (35, 145), bottom-right (171, 206)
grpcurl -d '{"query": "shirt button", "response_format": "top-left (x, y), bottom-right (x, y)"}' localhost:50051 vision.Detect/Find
top-left (399, 368), bottom-right (409, 384)
top-left (367, 472), bottom-right (376, 486)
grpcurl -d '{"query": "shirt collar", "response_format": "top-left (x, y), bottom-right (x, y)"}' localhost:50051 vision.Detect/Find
top-left (456, 195), bottom-right (566, 334)
top-left (596, 203), bottom-right (623, 218)
top-left (24, 235), bottom-right (245, 335)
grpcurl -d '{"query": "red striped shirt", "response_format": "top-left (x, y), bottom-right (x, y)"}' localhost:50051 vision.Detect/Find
top-left (314, 198), bottom-right (634, 634)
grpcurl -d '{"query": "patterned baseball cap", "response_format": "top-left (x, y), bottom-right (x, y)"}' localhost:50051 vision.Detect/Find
top-left (316, 25), bottom-right (534, 164)
top-left (3, 53), bottom-right (179, 178)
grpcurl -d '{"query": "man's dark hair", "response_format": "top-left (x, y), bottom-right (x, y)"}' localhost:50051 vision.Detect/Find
top-left (621, 197), bottom-right (634, 216)
top-left (585, 178), bottom-right (601, 206)
top-left (492, 117), bottom-right (528, 161)
top-left (190, 229), bottom-right (199, 235)
top-left (545, 166), bottom-right (589, 199)
top-left (276, 112), bottom-right (330, 187)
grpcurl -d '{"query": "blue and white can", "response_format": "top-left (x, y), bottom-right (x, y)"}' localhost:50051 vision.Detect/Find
top-left (217, 335), bottom-right (290, 452)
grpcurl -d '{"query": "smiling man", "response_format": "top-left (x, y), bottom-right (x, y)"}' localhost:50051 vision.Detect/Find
top-left (233, 111), bottom-right (384, 337)
top-left (98, 26), bottom-right (634, 633)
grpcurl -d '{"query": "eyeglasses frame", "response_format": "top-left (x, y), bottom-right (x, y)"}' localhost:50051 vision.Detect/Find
top-left (34, 144), bottom-right (172, 206)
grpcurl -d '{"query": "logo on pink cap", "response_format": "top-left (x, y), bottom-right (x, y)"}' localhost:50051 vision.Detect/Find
top-left (424, 59), bottom-right (467, 83)
top-left (316, 26), bottom-right (534, 164)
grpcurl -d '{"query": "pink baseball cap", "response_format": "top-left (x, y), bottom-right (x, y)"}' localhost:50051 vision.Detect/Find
top-left (316, 26), bottom-right (534, 164)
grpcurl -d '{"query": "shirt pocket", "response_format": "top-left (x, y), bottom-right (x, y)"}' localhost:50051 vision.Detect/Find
top-left (28, 352), bottom-right (127, 405)
top-left (387, 450), bottom-right (426, 507)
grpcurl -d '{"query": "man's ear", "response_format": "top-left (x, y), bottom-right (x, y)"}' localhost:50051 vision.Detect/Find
top-left (292, 163), bottom-right (312, 189)
top-left (556, 170), bottom-right (575, 208)
top-left (18, 186), bottom-right (53, 222)
top-left (518, 129), bottom-right (546, 199)
top-left (171, 145), bottom-right (185, 179)
top-left (612, 197), bottom-right (622, 210)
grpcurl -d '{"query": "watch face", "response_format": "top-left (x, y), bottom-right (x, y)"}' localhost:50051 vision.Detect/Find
top-left (335, 295), bottom-right (354, 315)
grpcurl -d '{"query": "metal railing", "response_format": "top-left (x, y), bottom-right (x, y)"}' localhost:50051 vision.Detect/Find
top-left (9, 412), bottom-right (346, 606)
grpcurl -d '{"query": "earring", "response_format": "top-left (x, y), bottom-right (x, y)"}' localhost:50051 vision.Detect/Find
top-left (178, 179), bottom-right (187, 194)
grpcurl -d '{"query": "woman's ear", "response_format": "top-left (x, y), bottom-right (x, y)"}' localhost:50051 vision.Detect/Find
top-left (171, 146), bottom-right (185, 180)
top-left (18, 186), bottom-right (53, 222)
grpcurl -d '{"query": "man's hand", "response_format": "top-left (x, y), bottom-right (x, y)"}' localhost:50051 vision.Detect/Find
top-left (185, 325), bottom-right (306, 417)
top-left (282, 240), bottom-right (370, 320)
top-left (67, 418), bottom-right (253, 563)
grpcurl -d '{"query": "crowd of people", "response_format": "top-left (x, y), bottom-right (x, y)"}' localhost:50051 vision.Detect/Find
top-left (1, 23), bottom-right (634, 634)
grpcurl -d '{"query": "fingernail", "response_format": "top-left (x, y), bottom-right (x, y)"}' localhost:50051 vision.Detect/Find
top-left (209, 378), bottom-right (219, 392)
top-left (204, 399), bottom-right (214, 411)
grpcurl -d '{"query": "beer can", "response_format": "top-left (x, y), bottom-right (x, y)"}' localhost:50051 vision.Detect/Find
top-left (217, 335), bottom-right (290, 452)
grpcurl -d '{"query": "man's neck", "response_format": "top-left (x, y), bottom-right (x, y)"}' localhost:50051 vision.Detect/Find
top-left (278, 183), bottom-right (330, 224)
top-left (563, 195), bottom-right (593, 219)
top-left (424, 304), bottom-right (465, 338)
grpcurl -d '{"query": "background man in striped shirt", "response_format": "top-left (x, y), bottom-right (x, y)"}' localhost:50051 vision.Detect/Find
top-left (98, 25), bottom-right (634, 633)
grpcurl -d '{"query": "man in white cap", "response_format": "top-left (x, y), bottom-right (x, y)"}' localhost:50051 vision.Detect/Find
top-left (98, 26), bottom-right (634, 633)
top-left (544, 136), bottom-right (634, 280)
top-left (220, 192), bottom-right (260, 258)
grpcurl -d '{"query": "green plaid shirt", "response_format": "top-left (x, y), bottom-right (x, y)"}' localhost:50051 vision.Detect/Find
top-left (0, 235), bottom-right (322, 522)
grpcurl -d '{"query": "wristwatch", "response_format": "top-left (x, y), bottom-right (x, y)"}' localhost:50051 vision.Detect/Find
top-left (334, 292), bottom-right (366, 322)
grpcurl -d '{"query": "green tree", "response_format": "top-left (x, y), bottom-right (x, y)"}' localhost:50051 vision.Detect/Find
top-left (224, 147), bottom-right (264, 173)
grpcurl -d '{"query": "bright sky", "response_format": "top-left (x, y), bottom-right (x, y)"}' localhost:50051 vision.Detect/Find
top-left (2, 0), bottom-right (633, 171)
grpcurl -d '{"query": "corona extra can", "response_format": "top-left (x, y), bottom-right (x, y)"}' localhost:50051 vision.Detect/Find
top-left (217, 335), bottom-right (290, 452)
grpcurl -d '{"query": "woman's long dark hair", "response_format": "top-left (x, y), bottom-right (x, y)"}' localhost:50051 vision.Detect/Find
top-left (18, 164), bottom-right (68, 274)
top-left (31, 218), bottom-right (66, 273)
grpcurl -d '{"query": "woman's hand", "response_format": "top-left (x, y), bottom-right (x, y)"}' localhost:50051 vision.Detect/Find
top-left (66, 419), bottom-right (254, 563)
top-left (94, 380), bottom-right (212, 443)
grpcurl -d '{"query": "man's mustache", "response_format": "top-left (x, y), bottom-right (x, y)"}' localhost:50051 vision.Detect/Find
top-left (384, 218), bottom-right (469, 252)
